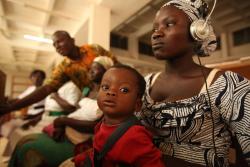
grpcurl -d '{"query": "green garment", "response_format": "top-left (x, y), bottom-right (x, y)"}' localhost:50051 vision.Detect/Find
top-left (8, 133), bottom-right (74, 167)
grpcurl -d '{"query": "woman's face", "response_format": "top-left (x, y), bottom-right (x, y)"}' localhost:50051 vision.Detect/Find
top-left (88, 62), bottom-right (106, 83)
top-left (151, 6), bottom-right (194, 60)
top-left (30, 73), bottom-right (44, 86)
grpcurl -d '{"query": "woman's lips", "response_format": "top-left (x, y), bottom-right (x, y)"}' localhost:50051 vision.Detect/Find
top-left (152, 42), bottom-right (164, 50)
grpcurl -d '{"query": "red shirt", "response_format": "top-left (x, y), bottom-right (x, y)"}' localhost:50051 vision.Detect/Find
top-left (82, 122), bottom-right (165, 167)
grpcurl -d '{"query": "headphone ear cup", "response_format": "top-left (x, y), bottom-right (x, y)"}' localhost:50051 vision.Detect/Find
top-left (190, 19), bottom-right (210, 41)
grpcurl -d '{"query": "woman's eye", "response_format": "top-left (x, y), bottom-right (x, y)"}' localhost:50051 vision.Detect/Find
top-left (152, 28), bottom-right (158, 32)
top-left (120, 87), bottom-right (129, 93)
top-left (101, 85), bottom-right (109, 91)
top-left (166, 22), bottom-right (174, 27)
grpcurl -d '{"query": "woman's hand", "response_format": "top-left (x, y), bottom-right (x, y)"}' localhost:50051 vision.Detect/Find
top-left (53, 117), bottom-right (65, 128)
top-left (50, 92), bottom-right (60, 100)
top-left (22, 116), bottom-right (41, 130)
top-left (52, 127), bottom-right (65, 142)
top-left (52, 117), bottom-right (66, 141)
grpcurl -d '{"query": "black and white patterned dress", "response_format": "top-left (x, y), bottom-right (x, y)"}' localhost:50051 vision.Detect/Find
top-left (138, 71), bottom-right (250, 167)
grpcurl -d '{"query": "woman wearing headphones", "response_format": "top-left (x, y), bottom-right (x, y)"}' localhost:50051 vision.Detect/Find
top-left (137, 0), bottom-right (250, 166)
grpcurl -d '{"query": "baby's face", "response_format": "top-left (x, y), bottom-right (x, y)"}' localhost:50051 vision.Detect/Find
top-left (97, 68), bottom-right (141, 118)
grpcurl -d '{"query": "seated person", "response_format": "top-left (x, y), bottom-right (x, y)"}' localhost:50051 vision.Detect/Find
top-left (73, 64), bottom-right (165, 167)
top-left (0, 69), bottom-right (46, 138)
top-left (2, 81), bottom-right (81, 157)
top-left (8, 56), bottom-right (114, 167)
top-left (0, 30), bottom-right (117, 117)
top-left (33, 81), bottom-right (82, 130)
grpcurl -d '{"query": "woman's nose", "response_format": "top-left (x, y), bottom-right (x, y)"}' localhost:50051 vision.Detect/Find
top-left (152, 28), bottom-right (164, 40)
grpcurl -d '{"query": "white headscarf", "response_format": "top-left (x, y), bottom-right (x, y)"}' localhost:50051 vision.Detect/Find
top-left (93, 56), bottom-right (114, 70)
top-left (162, 0), bottom-right (217, 56)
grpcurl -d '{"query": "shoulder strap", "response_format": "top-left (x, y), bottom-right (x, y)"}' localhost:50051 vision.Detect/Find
top-left (96, 116), bottom-right (140, 160)
top-left (151, 72), bottom-right (161, 86)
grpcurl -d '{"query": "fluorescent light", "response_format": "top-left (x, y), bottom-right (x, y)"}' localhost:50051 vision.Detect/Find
top-left (24, 34), bottom-right (53, 44)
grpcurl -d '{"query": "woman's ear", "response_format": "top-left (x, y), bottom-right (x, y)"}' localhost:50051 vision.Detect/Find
top-left (193, 41), bottom-right (204, 56)
top-left (134, 98), bottom-right (142, 113)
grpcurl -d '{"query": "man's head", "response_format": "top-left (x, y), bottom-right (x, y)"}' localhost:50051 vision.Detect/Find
top-left (52, 30), bottom-right (76, 57)
top-left (30, 70), bottom-right (46, 87)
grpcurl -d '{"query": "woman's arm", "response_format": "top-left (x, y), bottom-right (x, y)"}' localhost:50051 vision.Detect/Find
top-left (53, 117), bottom-right (98, 133)
top-left (51, 93), bottom-right (77, 114)
top-left (22, 113), bottom-right (43, 130)
top-left (221, 72), bottom-right (250, 165)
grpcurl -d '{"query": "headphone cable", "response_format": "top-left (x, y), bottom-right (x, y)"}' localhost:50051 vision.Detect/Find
top-left (202, 0), bottom-right (217, 29)
top-left (197, 56), bottom-right (219, 163)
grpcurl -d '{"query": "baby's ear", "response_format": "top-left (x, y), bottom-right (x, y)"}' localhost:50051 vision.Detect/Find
top-left (134, 98), bottom-right (142, 113)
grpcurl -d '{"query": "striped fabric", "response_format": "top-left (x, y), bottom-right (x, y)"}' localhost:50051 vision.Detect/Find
top-left (138, 71), bottom-right (250, 167)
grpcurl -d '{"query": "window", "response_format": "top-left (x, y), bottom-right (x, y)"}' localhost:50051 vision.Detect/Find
top-left (233, 27), bottom-right (250, 46)
top-left (110, 33), bottom-right (128, 50)
top-left (138, 41), bottom-right (153, 56)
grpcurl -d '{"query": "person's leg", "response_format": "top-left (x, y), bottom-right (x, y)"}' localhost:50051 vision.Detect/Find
top-left (1, 119), bottom-right (24, 137)
top-left (8, 134), bottom-right (39, 167)
top-left (9, 133), bottom-right (74, 167)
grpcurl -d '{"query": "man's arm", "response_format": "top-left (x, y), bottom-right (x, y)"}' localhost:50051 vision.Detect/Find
top-left (0, 85), bottom-right (54, 116)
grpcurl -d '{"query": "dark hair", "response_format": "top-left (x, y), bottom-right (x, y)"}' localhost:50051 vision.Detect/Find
top-left (53, 30), bottom-right (71, 39)
top-left (110, 64), bottom-right (146, 98)
top-left (30, 70), bottom-right (46, 80)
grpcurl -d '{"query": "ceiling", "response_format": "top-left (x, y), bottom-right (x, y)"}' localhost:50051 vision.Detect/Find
top-left (0, 0), bottom-right (152, 73)
top-left (0, 0), bottom-right (250, 73)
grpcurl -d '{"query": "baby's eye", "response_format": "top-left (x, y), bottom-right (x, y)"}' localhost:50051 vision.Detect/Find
top-left (120, 87), bottom-right (129, 93)
top-left (101, 85), bottom-right (109, 91)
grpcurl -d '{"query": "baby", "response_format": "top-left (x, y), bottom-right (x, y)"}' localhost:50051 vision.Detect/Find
top-left (74, 64), bottom-right (165, 167)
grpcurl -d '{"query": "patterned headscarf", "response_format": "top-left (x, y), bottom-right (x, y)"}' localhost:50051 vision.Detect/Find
top-left (93, 56), bottom-right (114, 70)
top-left (162, 0), bottom-right (217, 56)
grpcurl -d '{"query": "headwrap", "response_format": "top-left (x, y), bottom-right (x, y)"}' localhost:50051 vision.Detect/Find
top-left (162, 0), bottom-right (217, 56)
top-left (93, 56), bottom-right (114, 70)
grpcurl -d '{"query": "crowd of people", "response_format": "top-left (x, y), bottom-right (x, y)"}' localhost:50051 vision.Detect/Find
top-left (0, 0), bottom-right (250, 167)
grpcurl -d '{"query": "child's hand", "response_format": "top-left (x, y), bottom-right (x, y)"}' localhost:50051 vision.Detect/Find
top-left (52, 127), bottom-right (65, 142)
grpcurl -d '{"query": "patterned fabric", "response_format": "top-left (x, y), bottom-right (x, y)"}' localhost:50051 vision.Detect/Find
top-left (45, 44), bottom-right (114, 91)
top-left (138, 71), bottom-right (250, 167)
